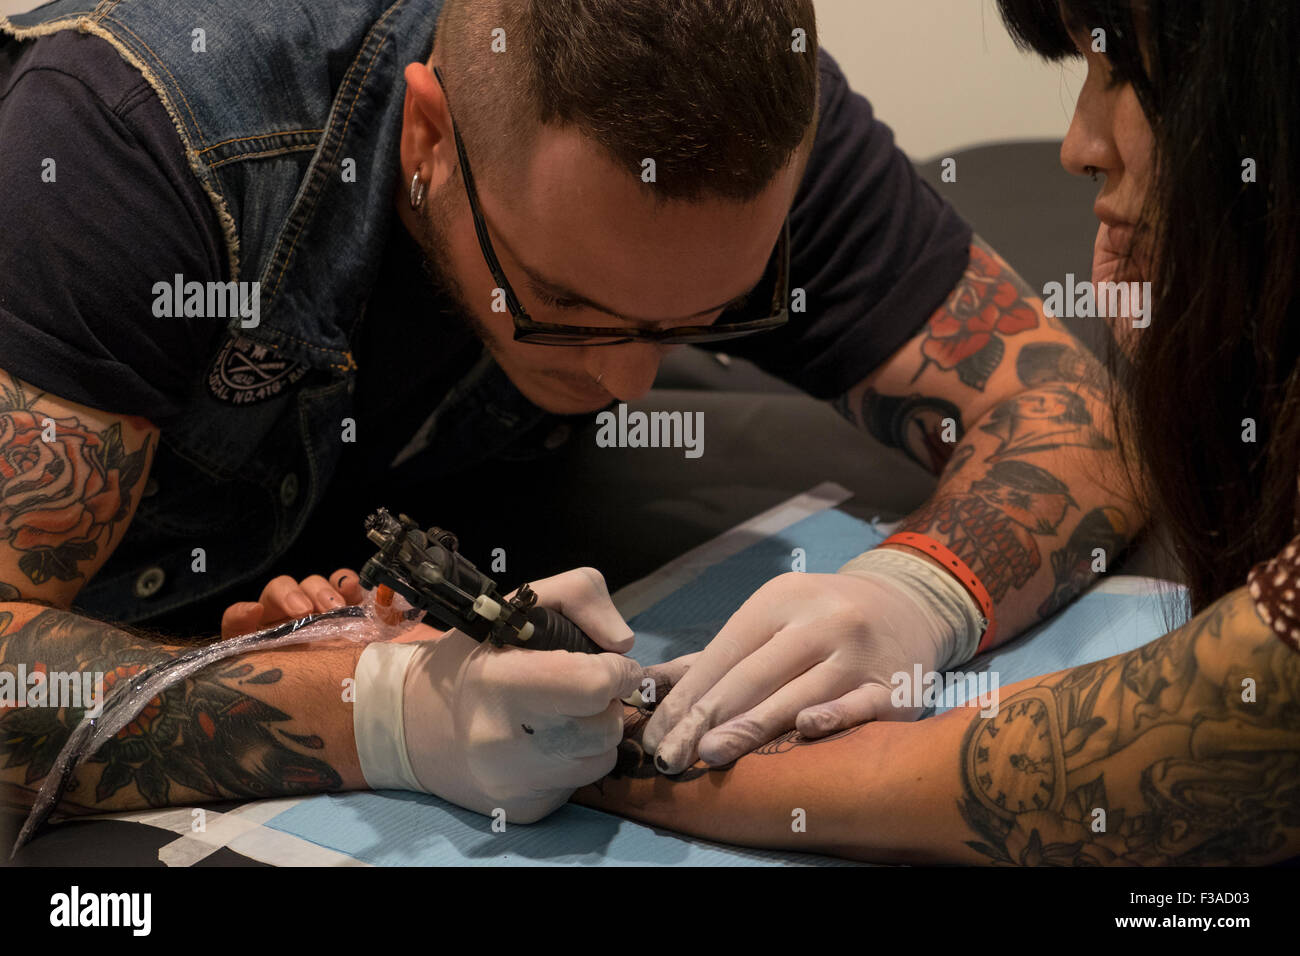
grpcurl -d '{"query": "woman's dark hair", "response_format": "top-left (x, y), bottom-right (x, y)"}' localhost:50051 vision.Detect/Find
top-left (997, 0), bottom-right (1300, 613)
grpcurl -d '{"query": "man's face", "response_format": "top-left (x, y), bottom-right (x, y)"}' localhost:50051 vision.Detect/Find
top-left (400, 67), bottom-right (805, 415)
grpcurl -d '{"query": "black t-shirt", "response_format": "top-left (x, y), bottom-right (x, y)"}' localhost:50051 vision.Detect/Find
top-left (0, 29), bottom-right (971, 470)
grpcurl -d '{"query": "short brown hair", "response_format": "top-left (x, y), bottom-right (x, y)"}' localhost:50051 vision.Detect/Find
top-left (435, 0), bottom-right (819, 202)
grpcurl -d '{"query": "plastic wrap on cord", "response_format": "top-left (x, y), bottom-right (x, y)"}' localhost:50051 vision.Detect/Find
top-left (11, 587), bottom-right (425, 855)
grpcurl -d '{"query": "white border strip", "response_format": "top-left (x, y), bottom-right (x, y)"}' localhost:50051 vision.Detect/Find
top-left (612, 481), bottom-right (853, 618)
top-left (99, 798), bottom-right (369, 867)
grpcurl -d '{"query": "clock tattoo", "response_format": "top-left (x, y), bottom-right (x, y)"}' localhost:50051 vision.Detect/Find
top-left (964, 687), bottom-right (1065, 817)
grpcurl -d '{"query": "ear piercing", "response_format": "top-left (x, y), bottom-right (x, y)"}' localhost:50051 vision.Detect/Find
top-left (409, 169), bottom-right (428, 210)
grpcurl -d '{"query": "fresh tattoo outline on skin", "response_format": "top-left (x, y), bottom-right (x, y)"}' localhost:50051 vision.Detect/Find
top-left (0, 373), bottom-right (152, 592)
top-left (0, 609), bottom-right (340, 812)
top-left (958, 589), bottom-right (1300, 865)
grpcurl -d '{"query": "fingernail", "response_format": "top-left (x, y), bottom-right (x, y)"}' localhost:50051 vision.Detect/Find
top-left (654, 754), bottom-right (671, 774)
top-left (288, 594), bottom-right (312, 616)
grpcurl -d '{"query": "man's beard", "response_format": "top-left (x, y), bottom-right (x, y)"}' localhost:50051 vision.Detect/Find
top-left (408, 180), bottom-right (613, 408)
top-left (412, 176), bottom-right (505, 357)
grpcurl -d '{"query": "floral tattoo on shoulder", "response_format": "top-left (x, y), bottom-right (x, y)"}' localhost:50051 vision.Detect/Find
top-left (0, 375), bottom-right (152, 594)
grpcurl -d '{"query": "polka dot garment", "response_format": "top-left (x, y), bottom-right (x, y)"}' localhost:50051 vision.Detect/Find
top-left (1248, 532), bottom-right (1300, 653)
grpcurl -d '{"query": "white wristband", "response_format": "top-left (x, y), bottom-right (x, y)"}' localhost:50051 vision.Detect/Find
top-left (353, 642), bottom-right (422, 791)
top-left (838, 546), bottom-right (984, 669)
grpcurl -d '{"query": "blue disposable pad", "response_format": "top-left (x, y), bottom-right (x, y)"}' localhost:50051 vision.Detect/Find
top-left (261, 509), bottom-right (1183, 865)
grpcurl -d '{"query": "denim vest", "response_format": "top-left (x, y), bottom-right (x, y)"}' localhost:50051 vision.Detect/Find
top-left (3, 0), bottom-right (568, 623)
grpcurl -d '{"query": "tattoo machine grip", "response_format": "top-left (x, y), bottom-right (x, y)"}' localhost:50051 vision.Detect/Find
top-left (524, 605), bottom-right (604, 654)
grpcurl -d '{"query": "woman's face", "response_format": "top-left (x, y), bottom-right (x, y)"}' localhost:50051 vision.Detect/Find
top-left (1059, 19), bottom-right (1156, 289)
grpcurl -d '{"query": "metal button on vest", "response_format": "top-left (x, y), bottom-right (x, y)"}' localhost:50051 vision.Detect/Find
top-left (544, 424), bottom-right (571, 450)
top-left (280, 473), bottom-right (300, 508)
top-left (141, 477), bottom-right (160, 498)
top-left (134, 566), bottom-right (166, 599)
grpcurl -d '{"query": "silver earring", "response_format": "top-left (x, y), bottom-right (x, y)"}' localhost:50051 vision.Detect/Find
top-left (409, 170), bottom-right (428, 210)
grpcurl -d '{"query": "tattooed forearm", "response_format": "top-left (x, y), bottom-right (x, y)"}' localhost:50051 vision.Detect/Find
top-left (894, 389), bottom-right (1138, 644)
top-left (959, 588), bottom-right (1300, 865)
top-left (0, 607), bottom-right (343, 813)
top-left (0, 373), bottom-right (153, 589)
top-left (896, 358), bottom-right (1134, 623)
top-left (899, 459), bottom-right (1079, 602)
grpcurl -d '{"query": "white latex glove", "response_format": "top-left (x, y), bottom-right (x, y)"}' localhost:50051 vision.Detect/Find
top-left (353, 567), bottom-right (643, 822)
top-left (642, 548), bottom-right (983, 774)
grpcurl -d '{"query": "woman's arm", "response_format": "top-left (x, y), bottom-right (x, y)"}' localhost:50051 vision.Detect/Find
top-left (576, 586), bottom-right (1300, 865)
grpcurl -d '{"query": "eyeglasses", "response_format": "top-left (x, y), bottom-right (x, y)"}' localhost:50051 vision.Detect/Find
top-left (432, 66), bottom-right (792, 347)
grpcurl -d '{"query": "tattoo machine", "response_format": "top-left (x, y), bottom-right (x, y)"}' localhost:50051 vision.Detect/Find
top-left (358, 507), bottom-right (604, 655)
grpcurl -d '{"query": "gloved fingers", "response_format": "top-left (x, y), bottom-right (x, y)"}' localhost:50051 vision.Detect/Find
top-left (640, 600), bottom-right (794, 756)
top-left (647, 622), bottom-right (825, 771)
top-left (694, 661), bottom-right (858, 766)
top-left (645, 651), bottom-right (700, 687)
top-left (519, 567), bottom-right (634, 653)
top-left (504, 649), bottom-right (645, 717)
top-left (529, 699), bottom-right (624, 760)
top-left (630, 651), bottom-right (701, 707)
top-left (642, 598), bottom-right (811, 764)
top-left (530, 747), bottom-right (620, 793)
top-left (795, 681), bottom-right (915, 738)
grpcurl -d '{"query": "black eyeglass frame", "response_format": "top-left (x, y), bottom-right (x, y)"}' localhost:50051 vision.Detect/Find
top-left (432, 66), bottom-right (792, 347)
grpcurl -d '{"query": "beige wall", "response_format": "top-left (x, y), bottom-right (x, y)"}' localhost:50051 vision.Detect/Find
top-left (0, 0), bottom-right (1083, 160)
top-left (815, 0), bottom-right (1084, 161)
